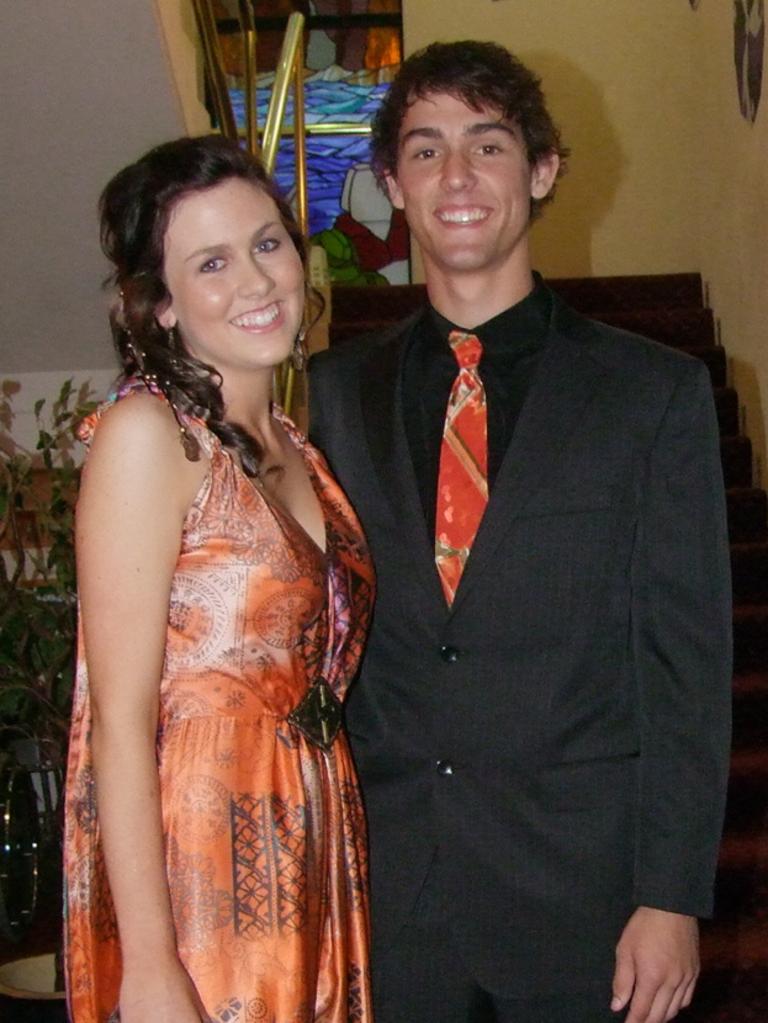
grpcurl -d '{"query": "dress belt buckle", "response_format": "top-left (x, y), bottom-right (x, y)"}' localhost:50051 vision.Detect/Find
top-left (287, 678), bottom-right (343, 752)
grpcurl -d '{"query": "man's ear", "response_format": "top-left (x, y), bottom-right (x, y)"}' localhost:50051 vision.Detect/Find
top-left (384, 172), bottom-right (405, 211)
top-left (530, 150), bottom-right (560, 201)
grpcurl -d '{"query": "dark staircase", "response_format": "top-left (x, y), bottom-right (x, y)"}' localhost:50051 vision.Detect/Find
top-left (330, 274), bottom-right (768, 1022)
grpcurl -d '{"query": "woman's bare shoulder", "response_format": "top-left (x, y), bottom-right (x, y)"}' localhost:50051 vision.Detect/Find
top-left (82, 391), bottom-right (209, 507)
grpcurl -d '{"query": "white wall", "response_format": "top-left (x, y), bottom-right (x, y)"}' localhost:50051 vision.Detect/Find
top-left (0, 0), bottom-right (197, 425)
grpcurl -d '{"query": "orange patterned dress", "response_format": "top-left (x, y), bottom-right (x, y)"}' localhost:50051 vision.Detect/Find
top-left (64, 385), bottom-right (375, 1023)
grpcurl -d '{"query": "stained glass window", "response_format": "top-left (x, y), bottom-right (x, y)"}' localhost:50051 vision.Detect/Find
top-left (214, 1), bottom-right (408, 285)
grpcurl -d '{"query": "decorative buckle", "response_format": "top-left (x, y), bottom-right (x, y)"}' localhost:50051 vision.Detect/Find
top-left (287, 679), bottom-right (343, 752)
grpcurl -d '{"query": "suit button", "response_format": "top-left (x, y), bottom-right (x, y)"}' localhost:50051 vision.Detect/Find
top-left (439, 645), bottom-right (460, 663)
top-left (436, 760), bottom-right (454, 776)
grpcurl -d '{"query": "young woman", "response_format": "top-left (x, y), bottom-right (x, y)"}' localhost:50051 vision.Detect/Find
top-left (64, 135), bottom-right (374, 1023)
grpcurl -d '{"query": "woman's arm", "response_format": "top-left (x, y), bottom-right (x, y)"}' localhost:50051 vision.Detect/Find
top-left (76, 394), bottom-right (208, 1022)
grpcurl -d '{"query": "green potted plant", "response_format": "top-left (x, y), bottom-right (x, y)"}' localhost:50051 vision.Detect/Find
top-left (0, 377), bottom-right (96, 947)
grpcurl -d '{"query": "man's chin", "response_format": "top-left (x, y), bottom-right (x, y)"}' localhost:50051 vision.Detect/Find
top-left (425, 247), bottom-right (494, 275)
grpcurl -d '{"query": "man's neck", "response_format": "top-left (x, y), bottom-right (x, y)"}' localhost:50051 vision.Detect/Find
top-left (424, 264), bottom-right (536, 329)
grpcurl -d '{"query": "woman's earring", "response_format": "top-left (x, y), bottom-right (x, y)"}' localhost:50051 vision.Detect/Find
top-left (291, 328), bottom-right (308, 371)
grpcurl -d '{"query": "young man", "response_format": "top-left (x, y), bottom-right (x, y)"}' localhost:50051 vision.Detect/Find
top-left (309, 41), bottom-right (731, 1023)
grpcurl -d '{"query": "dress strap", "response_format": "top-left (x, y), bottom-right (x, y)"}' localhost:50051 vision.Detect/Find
top-left (76, 377), bottom-right (215, 460)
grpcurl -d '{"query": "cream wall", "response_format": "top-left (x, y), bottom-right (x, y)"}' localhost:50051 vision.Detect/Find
top-left (692, 6), bottom-right (768, 475)
top-left (402, 0), bottom-right (700, 278)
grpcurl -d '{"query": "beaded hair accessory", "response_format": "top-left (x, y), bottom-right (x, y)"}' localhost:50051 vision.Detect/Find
top-left (125, 328), bottom-right (201, 463)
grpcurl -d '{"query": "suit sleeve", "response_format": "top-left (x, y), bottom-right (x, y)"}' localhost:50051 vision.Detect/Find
top-left (632, 359), bottom-right (732, 918)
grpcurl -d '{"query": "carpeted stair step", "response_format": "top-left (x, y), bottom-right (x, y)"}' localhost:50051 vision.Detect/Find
top-left (585, 307), bottom-right (715, 347)
top-left (683, 962), bottom-right (768, 1020)
top-left (730, 672), bottom-right (768, 750)
top-left (727, 488), bottom-right (767, 543)
top-left (733, 604), bottom-right (768, 673)
top-left (721, 436), bottom-right (753, 488)
top-left (732, 544), bottom-right (768, 603)
top-left (715, 387), bottom-right (740, 437)
top-left (722, 746), bottom-right (768, 832)
top-left (549, 273), bottom-right (704, 312)
top-left (713, 832), bottom-right (768, 922)
top-left (330, 274), bottom-right (705, 327)
top-left (331, 283), bottom-right (425, 325)
top-left (717, 829), bottom-right (768, 872)
top-left (675, 345), bottom-right (724, 386)
top-left (330, 320), bottom-right (405, 345)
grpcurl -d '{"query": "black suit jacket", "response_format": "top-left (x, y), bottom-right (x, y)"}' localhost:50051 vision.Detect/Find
top-left (309, 289), bottom-right (732, 998)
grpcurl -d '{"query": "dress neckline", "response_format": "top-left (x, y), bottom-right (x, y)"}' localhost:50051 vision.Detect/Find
top-left (226, 409), bottom-right (329, 559)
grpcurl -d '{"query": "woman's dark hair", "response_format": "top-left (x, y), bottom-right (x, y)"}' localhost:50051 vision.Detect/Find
top-left (371, 40), bottom-right (569, 218)
top-left (100, 134), bottom-right (307, 476)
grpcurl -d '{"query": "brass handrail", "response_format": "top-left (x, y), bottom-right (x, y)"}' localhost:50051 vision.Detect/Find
top-left (262, 122), bottom-right (372, 137)
top-left (292, 36), bottom-right (308, 239)
top-left (237, 1), bottom-right (259, 155)
top-left (190, 0), bottom-right (238, 141)
top-left (259, 12), bottom-right (308, 414)
top-left (261, 15), bottom-right (305, 198)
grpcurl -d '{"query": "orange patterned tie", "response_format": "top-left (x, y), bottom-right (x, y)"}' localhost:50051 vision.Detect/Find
top-left (435, 331), bottom-right (488, 604)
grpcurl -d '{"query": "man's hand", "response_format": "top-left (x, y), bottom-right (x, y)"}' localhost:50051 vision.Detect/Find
top-left (611, 907), bottom-right (699, 1022)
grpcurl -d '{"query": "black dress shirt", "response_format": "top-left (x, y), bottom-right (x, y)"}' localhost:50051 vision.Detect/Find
top-left (401, 278), bottom-right (552, 532)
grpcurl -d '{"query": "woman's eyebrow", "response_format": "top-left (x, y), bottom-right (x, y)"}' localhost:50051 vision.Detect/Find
top-left (183, 221), bottom-right (281, 263)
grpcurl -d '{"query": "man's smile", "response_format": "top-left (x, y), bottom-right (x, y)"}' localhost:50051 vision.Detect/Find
top-left (435, 206), bottom-right (491, 225)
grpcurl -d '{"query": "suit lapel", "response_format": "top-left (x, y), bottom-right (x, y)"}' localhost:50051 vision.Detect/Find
top-left (360, 318), bottom-right (447, 609)
top-left (449, 318), bottom-right (611, 616)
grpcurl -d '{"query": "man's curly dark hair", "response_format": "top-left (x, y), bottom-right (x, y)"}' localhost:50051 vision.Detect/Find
top-left (371, 40), bottom-right (569, 218)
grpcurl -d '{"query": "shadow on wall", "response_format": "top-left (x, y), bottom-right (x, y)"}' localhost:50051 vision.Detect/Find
top-left (730, 355), bottom-right (766, 489)
top-left (523, 52), bottom-right (625, 279)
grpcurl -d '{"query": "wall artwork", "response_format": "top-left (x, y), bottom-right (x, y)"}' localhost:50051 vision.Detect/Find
top-left (219, 1), bottom-right (409, 285)
top-left (734, 0), bottom-right (765, 122)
